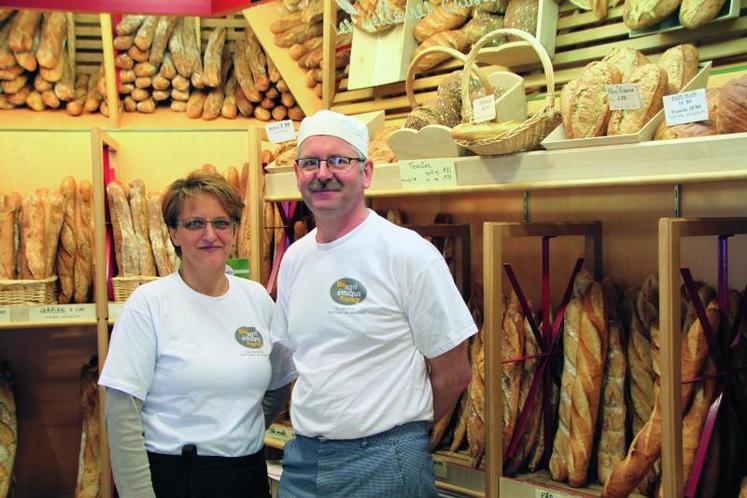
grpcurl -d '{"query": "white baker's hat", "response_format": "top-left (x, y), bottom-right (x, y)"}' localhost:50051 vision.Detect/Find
top-left (297, 110), bottom-right (369, 157)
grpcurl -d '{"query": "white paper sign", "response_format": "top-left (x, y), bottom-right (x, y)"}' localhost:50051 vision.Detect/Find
top-left (265, 120), bottom-right (296, 144)
top-left (472, 94), bottom-right (496, 123)
top-left (29, 304), bottom-right (95, 322)
top-left (0, 307), bottom-right (9, 324)
top-left (606, 83), bottom-right (642, 110)
top-left (663, 88), bottom-right (709, 126)
top-left (535, 490), bottom-right (571, 498)
top-left (266, 423), bottom-right (296, 443)
top-left (399, 158), bottom-right (457, 189)
top-left (431, 455), bottom-right (448, 479)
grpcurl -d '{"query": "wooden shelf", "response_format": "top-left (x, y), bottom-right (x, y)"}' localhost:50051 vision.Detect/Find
top-left (264, 133), bottom-right (747, 200)
top-left (0, 303), bottom-right (97, 329)
top-left (242, 1), bottom-right (323, 117)
top-left (500, 471), bottom-right (648, 498)
top-left (433, 451), bottom-right (485, 497)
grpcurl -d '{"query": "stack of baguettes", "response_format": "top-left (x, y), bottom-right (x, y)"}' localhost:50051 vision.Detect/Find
top-left (0, 176), bottom-right (94, 303)
top-left (74, 358), bottom-right (101, 498)
top-left (0, 10), bottom-right (105, 115)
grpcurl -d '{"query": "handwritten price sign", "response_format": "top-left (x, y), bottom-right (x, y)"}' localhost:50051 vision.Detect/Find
top-left (431, 455), bottom-right (448, 479)
top-left (399, 158), bottom-right (457, 189)
top-left (606, 83), bottom-right (642, 110)
top-left (29, 304), bottom-right (95, 322)
top-left (663, 88), bottom-right (709, 126)
top-left (535, 489), bottom-right (571, 498)
top-left (0, 307), bottom-right (8, 324)
top-left (265, 120), bottom-right (297, 143)
top-left (266, 424), bottom-right (296, 443)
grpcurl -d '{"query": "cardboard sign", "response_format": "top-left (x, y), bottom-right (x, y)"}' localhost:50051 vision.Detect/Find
top-left (431, 455), bottom-right (448, 479)
top-left (663, 88), bottom-right (709, 126)
top-left (472, 94), bottom-right (496, 124)
top-left (400, 158), bottom-right (457, 189)
top-left (265, 120), bottom-right (296, 144)
top-left (0, 307), bottom-right (9, 324)
top-left (29, 304), bottom-right (95, 322)
top-left (606, 83), bottom-right (642, 110)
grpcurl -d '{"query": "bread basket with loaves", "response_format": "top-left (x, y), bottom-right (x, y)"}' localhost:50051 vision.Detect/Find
top-left (388, 44), bottom-right (527, 160)
top-left (0, 276), bottom-right (58, 305)
top-left (453, 28), bottom-right (561, 156)
top-left (111, 276), bottom-right (159, 303)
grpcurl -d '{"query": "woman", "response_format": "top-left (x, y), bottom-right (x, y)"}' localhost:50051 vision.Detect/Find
top-left (99, 171), bottom-right (295, 498)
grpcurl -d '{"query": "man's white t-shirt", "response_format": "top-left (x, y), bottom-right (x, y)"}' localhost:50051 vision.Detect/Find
top-left (273, 210), bottom-right (477, 439)
top-left (99, 272), bottom-right (296, 457)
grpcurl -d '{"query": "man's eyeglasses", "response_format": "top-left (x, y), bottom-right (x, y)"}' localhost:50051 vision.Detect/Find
top-left (177, 218), bottom-right (235, 231)
top-left (295, 156), bottom-right (363, 172)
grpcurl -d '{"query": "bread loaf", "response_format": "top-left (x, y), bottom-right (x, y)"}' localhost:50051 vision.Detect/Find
top-left (134, 15), bottom-right (158, 51)
top-left (623, 0), bottom-right (682, 29)
top-left (245, 29), bottom-right (270, 92)
top-left (74, 361), bottom-right (101, 498)
top-left (270, 11), bottom-right (302, 34)
top-left (414, 30), bottom-right (469, 72)
top-left (464, 11), bottom-right (504, 45)
top-left (597, 317), bottom-right (627, 483)
top-left (560, 77), bottom-right (580, 133)
top-left (0, 15), bottom-right (17, 70)
top-left (567, 281), bottom-right (608, 487)
top-left (44, 190), bottom-right (65, 279)
top-left (505, 0), bottom-right (539, 35)
top-left (146, 192), bottom-right (174, 277)
top-left (149, 16), bottom-right (176, 66)
top-left (233, 39), bottom-right (262, 103)
top-left (466, 340), bottom-right (486, 461)
top-left (566, 61), bottom-right (622, 138)
top-left (128, 180), bottom-right (157, 276)
top-left (107, 181), bottom-right (139, 277)
top-left (501, 292), bottom-right (524, 454)
top-left (414, 6), bottom-right (472, 43)
top-left (36, 12), bottom-right (67, 70)
top-left (0, 196), bottom-right (19, 279)
top-left (654, 121), bottom-right (717, 140)
top-left (628, 275), bottom-right (658, 435)
top-left (116, 15), bottom-right (146, 36)
top-left (680, 0), bottom-right (726, 27)
top-left (57, 176), bottom-right (78, 303)
top-left (602, 46), bottom-right (649, 82)
top-left (717, 74), bottom-right (747, 134)
top-left (9, 11), bottom-right (42, 53)
top-left (608, 64), bottom-right (668, 135)
top-left (0, 362), bottom-right (17, 498)
top-left (73, 181), bottom-right (93, 303)
top-left (656, 44), bottom-right (698, 95)
top-left (203, 26), bottom-right (226, 88)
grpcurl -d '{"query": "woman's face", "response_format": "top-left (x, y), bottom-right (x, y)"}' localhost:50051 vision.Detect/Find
top-left (169, 193), bottom-right (235, 275)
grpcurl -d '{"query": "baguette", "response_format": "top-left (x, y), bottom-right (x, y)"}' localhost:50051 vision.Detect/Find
top-left (187, 90), bottom-right (207, 118)
top-left (245, 29), bottom-right (270, 91)
top-left (0, 363), bottom-right (17, 498)
top-left (233, 39), bottom-right (262, 103)
top-left (628, 276), bottom-right (658, 435)
top-left (148, 16), bottom-right (176, 66)
top-left (113, 35), bottom-right (134, 51)
top-left (0, 15), bottom-right (17, 70)
top-left (414, 30), bottom-right (469, 72)
top-left (128, 180), bottom-right (157, 276)
top-left (9, 11), bottom-right (42, 53)
top-left (0, 200), bottom-right (18, 279)
top-left (567, 281), bottom-right (608, 487)
top-left (501, 291), bottom-right (524, 454)
top-left (466, 342), bottom-right (486, 461)
top-left (73, 181), bottom-right (94, 303)
top-left (203, 26), bottom-right (226, 88)
top-left (40, 41), bottom-right (66, 82)
top-left (36, 12), bottom-right (67, 69)
top-left (74, 361), bottom-right (102, 498)
top-left (44, 190), bottom-right (65, 279)
top-left (106, 181), bottom-right (139, 277)
top-left (414, 6), bottom-right (471, 43)
top-left (57, 176), bottom-right (78, 304)
top-left (116, 15), bottom-right (146, 36)
top-left (134, 15), bottom-right (158, 51)
top-left (146, 192), bottom-right (175, 277)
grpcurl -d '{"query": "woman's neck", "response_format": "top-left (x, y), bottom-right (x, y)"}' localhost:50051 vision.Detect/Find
top-left (179, 267), bottom-right (228, 297)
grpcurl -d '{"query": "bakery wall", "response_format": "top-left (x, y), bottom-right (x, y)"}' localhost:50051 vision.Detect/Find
top-left (371, 180), bottom-right (747, 302)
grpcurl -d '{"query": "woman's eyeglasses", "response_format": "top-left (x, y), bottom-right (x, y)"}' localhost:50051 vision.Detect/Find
top-left (295, 156), bottom-right (363, 172)
top-left (178, 218), bottom-right (235, 231)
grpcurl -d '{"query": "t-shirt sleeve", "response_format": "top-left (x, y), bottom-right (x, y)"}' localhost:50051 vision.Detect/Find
top-left (270, 265), bottom-right (296, 352)
top-left (406, 256), bottom-right (477, 359)
top-left (98, 293), bottom-right (158, 401)
top-left (268, 341), bottom-right (297, 390)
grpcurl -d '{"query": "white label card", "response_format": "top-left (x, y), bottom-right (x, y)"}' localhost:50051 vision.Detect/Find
top-left (0, 307), bottom-right (8, 323)
top-left (472, 95), bottom-right (496, 124)
top-left (266, 424), bottom-right (296, 443)
top-left (606, 83), bottom-right (641, 110)
top-left (29, 304), bottom-right (96, 322)
top-left (265, 120), bottom-right (297, 144)
top-left (535, 490), bottom-right (571, 498)
top-left (663, 88), bottom-right (709, 126)
top-left (432, 455), bottom-right (448, 479)
top-left (399, 158), bottom-right (457, 189)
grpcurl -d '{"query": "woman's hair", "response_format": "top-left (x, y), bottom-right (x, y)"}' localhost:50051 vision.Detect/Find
top-left (162, 171), bottom-right (244, 255)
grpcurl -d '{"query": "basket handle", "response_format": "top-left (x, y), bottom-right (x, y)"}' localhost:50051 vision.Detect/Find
top-left (405, 45), bottom-right (494, 111)
top-left (460, 28), bottom-right (555, 122)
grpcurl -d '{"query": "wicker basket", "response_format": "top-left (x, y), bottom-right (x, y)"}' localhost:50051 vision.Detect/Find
top-left (112, 276), bottom-right (159, 303)
top-left (456, 28), bottom-right (562, 156)
top-left (0, 276), bottom-right (58, 305)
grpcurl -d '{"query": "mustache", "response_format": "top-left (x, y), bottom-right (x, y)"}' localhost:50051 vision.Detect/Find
top-left (308, 178), bottom-right (343, 192)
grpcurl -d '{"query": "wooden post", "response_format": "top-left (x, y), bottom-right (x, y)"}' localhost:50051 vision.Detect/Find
top-left (248, 126), bottom-right (265, 284)
top-left (90, 127), bottom-right (119, 498)
top-left (99, 14), bottom-right (119, 127)
top-left (322, 0), bottom-right (337, 109)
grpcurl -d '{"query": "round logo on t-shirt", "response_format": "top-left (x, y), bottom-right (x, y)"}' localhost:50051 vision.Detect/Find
top-left (330, 278), bottom-right (367, 305)
top-left (234, 327), bottom-right (264, 349)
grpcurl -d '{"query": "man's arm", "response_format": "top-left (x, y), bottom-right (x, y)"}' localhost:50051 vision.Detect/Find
top-left (262, 383), bottom-right (292, 428)
top-left (428, 340), bottom-right (472, 422)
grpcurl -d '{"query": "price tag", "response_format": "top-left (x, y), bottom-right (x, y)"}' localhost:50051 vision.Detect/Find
top-left (432, 455), bottom-right (448, 479)
top-left (535, 489), bottom-right (571, 498)
top-left (265, 120), bottom-right (296, 144)
top-left (266, 424), bottom-right (296, 443)
top-left (29, 304), bottom-right (95, 322)
top-left (606, 83), bottom-right (641, 110)
top-left (399, 158), bottom-right (457, 189)
top-left (663, 88), bottom-right (709, 126)
top-left (108, 303), bottom-right (123, 322)
top-left (0, 307), bottom-right (9, 324)
top-left (472, 94), bottom-right (496, 123)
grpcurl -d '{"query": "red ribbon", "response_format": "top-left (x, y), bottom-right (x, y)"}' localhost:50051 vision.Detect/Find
top-left (683, 235), bottom-right (747, 498)
top-left (502, 236), bottom-right (584, 462)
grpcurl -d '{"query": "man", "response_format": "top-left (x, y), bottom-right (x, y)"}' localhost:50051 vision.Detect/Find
top-left (273, 110), bottom-right (476, 497)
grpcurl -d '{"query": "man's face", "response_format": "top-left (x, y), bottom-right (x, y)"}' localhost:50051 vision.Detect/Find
top-left (294, 135), bottom-right (373, 218)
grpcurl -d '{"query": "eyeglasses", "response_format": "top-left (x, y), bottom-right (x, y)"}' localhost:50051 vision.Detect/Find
top-left (177, 218), bottom-right (235, 231)
top-left (295, 156), bottom-right (363, 172)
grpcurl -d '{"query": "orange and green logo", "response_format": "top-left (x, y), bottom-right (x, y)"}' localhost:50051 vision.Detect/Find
top-left (234, 327), bottom-right (263, 349)
top-left (330, 278), bottom-right (367, 305)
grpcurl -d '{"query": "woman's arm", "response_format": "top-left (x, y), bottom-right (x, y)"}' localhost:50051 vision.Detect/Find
top-left (105, 387), bottom-right (156, 498)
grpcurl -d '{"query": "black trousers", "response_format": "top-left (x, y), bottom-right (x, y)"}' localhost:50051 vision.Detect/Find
top-left (147, 446), bottom-right (271, 498)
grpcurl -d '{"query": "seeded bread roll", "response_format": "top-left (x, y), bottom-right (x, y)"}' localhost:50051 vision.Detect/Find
top-left (504, 0), bottom-right (539, 36)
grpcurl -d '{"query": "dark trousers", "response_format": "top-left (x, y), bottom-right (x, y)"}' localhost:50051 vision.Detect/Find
top-left (148, 446), bottom-right (271, 498)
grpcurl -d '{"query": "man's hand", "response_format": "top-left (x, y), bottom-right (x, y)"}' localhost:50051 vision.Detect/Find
top-left (428, 340), bottom-right (472, 422)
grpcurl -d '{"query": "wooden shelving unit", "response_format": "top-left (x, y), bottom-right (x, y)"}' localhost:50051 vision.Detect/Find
top-left (0, 304), bottom-right (97, 330)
